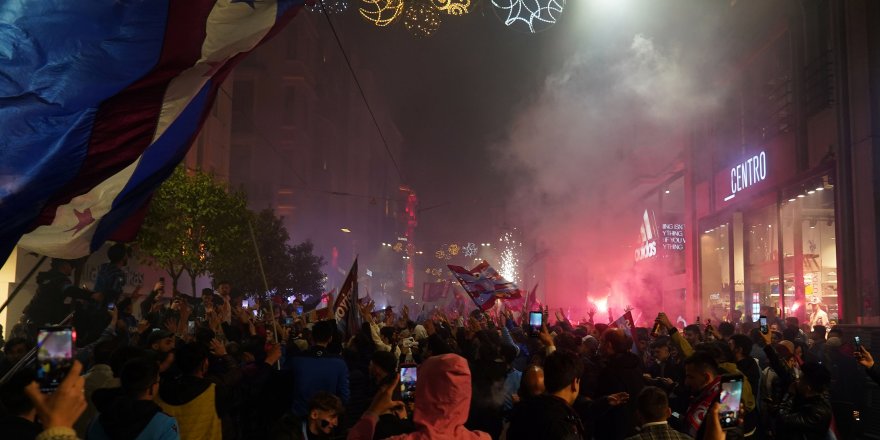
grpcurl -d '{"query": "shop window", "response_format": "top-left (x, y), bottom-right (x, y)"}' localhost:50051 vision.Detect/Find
top-left (700, 224), bottom-right (730, 322)
top-left (781, 177), bottom-right (837, 326)
top-left (745, 203), bottom-right (779, 324)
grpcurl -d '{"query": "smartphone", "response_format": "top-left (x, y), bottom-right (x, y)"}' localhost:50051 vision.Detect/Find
top-left (759, 316), bottom-right (769, 334)
top-left (107, 302), bottom-right (115, 311)
top-left (187, 320), bottom-right (196, 335)
top-left (242, 299), bottom-right (248, 308)
top-left (529, 311), bottom-right (543, 337)
top-left (718, 375), bottom-right (744, 429)
top-left (284, 317), bottom-right (294, 325)
top-left (296, 306), bottom-right (303, 315)
top-left (36, 327), bottom-right (75, 393)
top-left (252, 309), bottom-right (259, 317)
top-left (854, 336), bottom-right (863, 352)
top-left (400, 365), bottom-right (418, 402)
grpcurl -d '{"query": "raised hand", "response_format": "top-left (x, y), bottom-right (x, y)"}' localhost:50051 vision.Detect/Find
top-left (24, 361), bottom-right (87, 430)
top-left (857, 346), bottom-right (875, 368)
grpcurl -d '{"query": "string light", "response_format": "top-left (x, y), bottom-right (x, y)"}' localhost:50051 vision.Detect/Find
top-left (433, 0), bottom-right (472, 15)
top-left (360, 0), bottom-right (404, 27)
top-left (306, 0), bottom-right (349, 14)
top-left (404, 0), bottom-right (443, 37)
top-left (448, 243), bottom-right (460, 256)
top-left (491, 0), bottom-right (565, 33)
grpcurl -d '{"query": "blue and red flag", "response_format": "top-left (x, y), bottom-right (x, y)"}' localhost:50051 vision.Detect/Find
top-left (0, 0), bottom-right (304, 262)
top-left (447, 260), bottom-right (522, 311)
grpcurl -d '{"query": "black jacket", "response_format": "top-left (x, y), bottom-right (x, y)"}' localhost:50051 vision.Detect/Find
top-left (774, 394), bottom-right (833, 440)
top-left (23, 269), bottom-right (72, 326)
top-left (595, 352), bottom-right (645, 440)
top-left (508, 395), bottom-right (586, 440)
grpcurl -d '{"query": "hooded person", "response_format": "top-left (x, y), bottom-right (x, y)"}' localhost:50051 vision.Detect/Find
top-left (347, 353), bottom-right (490, 440)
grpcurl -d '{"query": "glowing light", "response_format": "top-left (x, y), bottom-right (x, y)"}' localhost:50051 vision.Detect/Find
top-left (341, 228), bottom-right (351, 233)
top-left (393, 242), bottom-right (404, 252)
top-left (797, 194), bottom-right (806, 198)
top-left (360, 0), bottom-right (404, 27)
top-left (791, 301), bottom-right (801, 312)
top-left (404, 0), bottom-right (442, 37)
top-left (491, 0), bottom-right (565, 34)
top-left (433, 0), bottom-right (472, 15)
top-left (499, 231), bottom-right (521, 285)
top-left (463, 242), bottom-right (478, 257)
top-left (448, 243), bottom-right (460, 255)
top-left (306, 0), bottom-right (349, 14)
top-left (592, 296), bottom-right (609, 314)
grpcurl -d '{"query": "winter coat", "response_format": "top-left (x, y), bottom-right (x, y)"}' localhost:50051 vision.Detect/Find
top-left (348, 353), bottom-right (490, 440)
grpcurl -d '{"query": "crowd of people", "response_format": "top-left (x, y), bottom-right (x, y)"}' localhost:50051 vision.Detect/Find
top-left (0, 250), bottom-right (877, 440)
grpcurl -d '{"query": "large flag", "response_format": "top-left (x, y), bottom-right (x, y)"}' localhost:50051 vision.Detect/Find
top-left (610, 309), bottom-right (640, 354)
top-left (333, 258), bottom-right (358, 336)
top-left (447, 260), bottom-right (522, 311)
top-left (422, 281), bottom-right (450, 302)
top-left (0, 0), bottom-right (304, 262)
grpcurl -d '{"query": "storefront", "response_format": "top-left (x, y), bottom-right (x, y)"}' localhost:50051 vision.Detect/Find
top-left (697, 140), bottom-right (839, 327)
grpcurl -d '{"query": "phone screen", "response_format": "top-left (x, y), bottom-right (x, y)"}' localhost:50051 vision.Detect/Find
top-left (296, 306), bottom-right (303, 315)
top-left (854, 336), bottom-right (862, 351)
top-left (36, 327), bottom-right (75, 393)
top-left (759, 316), bottom-right (769, 334)
top-left (187, 320), bottom-right (196, 335)
top-left (529, 311), bottom-right (543, 336)
top-left (719, 376), bottom-right (743, 429)
top-left (284, 317), bottom-right (294, 325)
top-left (107, 302), bottom-right (115, 310)
top-left (241, 299), bottom-right (249, 308)
top-left (400, 366), bottom-right (418, 402)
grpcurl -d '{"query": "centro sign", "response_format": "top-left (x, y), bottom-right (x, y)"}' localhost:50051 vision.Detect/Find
top-left (725, 151), bottom-right (767, 201)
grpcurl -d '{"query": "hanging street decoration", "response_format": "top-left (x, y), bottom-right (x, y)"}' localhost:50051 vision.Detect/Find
top-left (432, 0), bottom-right (472, 16)
top-left (306, 0), bottom-right (349, 14)
top-left (404, 0), bottom-right (443, 38)
top-left (448, 243), bottom-right (460, 255)
top-left (491, 0), bottom-right (565, 33)
top-left (463, 242), bottom-right (478, 257)
top-left (359, 0), bottom-right (404, 27)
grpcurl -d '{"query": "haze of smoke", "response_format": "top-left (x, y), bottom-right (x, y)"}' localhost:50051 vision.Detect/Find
top-left (497, 33), bottom-right (722, 323)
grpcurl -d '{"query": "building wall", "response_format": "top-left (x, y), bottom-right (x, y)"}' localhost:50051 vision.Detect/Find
top-left (228, 11), bottom-right (407, 294)
top-left (686, 0), bottom-right (880, 323)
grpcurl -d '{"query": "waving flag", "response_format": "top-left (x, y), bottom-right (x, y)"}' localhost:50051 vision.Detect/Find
top-left (333, 258), bottom-right (359, 337)
top-left (447, 260), bottom-right (522, 311)
top-left (0, 0), bottom-right (304, 262)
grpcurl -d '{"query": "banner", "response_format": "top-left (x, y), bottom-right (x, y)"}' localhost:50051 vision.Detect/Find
top-left (332, 258), bottom-right (358, 336)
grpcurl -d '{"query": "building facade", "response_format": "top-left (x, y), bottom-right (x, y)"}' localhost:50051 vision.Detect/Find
top-left (687, 0), bottom-right (880, 326)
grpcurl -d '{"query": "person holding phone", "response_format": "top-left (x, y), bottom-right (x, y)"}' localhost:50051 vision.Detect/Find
top-left (855, 344), bottom-right (880, 385)
top-left (773, 362), bottom-right (833, 440)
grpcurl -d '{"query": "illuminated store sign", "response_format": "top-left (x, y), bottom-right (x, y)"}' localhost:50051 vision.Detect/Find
top-left (725, 151), bottom-right (767, 202)
top-left (635, 210), bottom-right (658, 261)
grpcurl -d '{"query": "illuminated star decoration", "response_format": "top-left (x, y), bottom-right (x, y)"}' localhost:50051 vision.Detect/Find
top-left (463, 242), bottom-right (478, 257)
top-left (433, 0), bottom-right (472, 15)
top-left (305, 0), bottom-right (349, 14)
top-left (64, 208), bottom-right (95, 235)
top-left (448, 243), bottom-right (460, 255)
top-left (491, 0), bottom-right (565, 33)
top-left (360, 0), bottom-right (404, 27)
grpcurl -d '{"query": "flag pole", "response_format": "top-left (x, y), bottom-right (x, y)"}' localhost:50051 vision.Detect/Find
top-left (248, 220), bottom-right (281, 370)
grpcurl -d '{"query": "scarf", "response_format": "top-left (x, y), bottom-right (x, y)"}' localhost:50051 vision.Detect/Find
top-left (685, 376), bottom-right (721, 437)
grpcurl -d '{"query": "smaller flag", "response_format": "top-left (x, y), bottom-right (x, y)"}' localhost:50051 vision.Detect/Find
top-left (422, 281), bottom-right (450, 302)
top-left (332, 258), bottom-right (358, 336)
top-left (610, 310), bottom-right (636, 336)
top-left (447, 260), bottom-right (522, 311)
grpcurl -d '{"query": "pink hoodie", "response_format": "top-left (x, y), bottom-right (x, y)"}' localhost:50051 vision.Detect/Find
top-left (348, 353), bottom-right (490, 440)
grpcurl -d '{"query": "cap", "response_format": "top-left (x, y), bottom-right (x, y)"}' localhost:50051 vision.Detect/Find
top-left (147, 329), bottom-right (175, 345)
